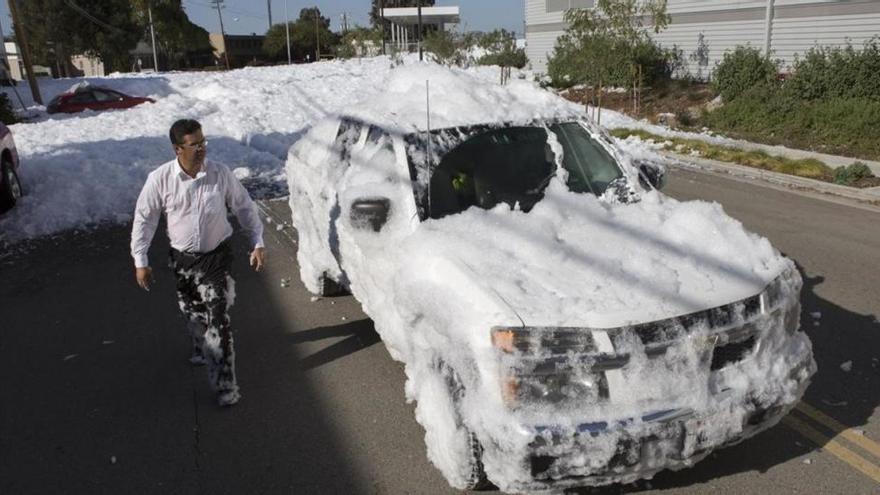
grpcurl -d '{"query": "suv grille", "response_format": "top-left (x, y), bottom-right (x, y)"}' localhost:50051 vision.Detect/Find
top-left (710, 336), bottom-right (756, 371)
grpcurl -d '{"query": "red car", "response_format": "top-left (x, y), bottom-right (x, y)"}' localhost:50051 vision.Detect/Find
top-left (0, 122), bottom-right (21, 214)
top-left (46, 86), bottom-right (155, 114)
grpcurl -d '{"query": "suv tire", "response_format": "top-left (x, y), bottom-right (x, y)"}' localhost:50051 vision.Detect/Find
top-left (0, 160), bottom-right (22, 213)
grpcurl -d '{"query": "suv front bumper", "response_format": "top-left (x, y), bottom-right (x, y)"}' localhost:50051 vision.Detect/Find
top-left (486, 350), bottom-right (814, 491)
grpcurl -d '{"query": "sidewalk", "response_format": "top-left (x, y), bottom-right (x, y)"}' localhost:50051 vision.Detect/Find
top-left (660, 150), bottom-right (880, 207)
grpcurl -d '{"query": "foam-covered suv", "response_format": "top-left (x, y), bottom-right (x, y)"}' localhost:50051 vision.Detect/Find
top-left (287, 65), bottom-right (815, 492)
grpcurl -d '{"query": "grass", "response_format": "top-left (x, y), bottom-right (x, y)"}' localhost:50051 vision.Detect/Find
top-left (702, 90), bottom-right (880, 161)
top-left (611, 128), bottom-right (840, 182)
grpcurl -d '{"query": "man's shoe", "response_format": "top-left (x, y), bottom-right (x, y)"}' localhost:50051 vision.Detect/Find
top-left (217, 390), bottom-right (240, 407)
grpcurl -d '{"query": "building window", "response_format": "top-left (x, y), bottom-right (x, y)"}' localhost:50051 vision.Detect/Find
top-left (546, 0), bottom-right (594, 13)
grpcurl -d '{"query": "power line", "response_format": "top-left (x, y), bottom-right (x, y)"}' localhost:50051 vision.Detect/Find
top-left (187, 0), bottom-right (265, 21)
top-left (64, 0), bottom-right (129, 34)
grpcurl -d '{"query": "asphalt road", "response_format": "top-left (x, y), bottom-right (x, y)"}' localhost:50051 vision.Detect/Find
top-left (1, 168), bottom-right (879, 494)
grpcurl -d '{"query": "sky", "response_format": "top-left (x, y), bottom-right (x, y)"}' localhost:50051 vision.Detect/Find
top-left (0, 1), bottom-right (525, 39)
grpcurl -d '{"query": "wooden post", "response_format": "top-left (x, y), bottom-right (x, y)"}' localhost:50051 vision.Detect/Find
top-left (213, 0), bottom-right (230, 69)
top-left (417, 0), bottom-right (423, 61)
top-left (379, 0), bottom-right (385, 55)
top-left (315, 8), bottom-right (321, 61)
top-left (7, 0), bottom-right (42, 105)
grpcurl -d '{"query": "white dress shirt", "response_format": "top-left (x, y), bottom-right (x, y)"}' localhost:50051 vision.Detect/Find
top-left (131, 159), bottom-right (264, 268)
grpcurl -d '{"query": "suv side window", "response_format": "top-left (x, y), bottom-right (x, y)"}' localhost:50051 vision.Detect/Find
top-left (334, 119), bottom-right (362, 162)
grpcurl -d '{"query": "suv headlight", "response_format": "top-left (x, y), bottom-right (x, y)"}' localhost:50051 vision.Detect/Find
top-left (491, 327), bottom-right (622, 408)
top-left (760, 267), bottom-right (801, 335)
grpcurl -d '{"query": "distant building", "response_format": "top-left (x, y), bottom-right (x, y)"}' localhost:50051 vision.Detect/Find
top-left (210, 33), bottom-right (267, 68)
top-left (3, 42), bottom-right (52, 81)
top-left (381, 6), bottom-right (461, 53)
top-left (525, 0), bottom-right (880, 77)
top-left (71, 54), bottom-right (105, 77)
top-left (129, 41), bottom-right (157, 73)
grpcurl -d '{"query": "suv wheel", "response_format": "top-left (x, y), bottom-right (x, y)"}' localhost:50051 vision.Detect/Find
top-left (439, 360), bottom-right (493, 491)
top-left (0, 160), bottom-right (22, 213)
top-left (464, 430), bottom-right (491, 490)
top-left (319, 272), bottom-right (349, 297)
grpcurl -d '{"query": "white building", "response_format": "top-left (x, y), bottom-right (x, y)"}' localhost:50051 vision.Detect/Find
top-left (3, 42), bottom-right (52, 81)
top-left (525, 0), bottom-right (880, 77)
top-left (382, 6), bottom-right (461, 52)
top-left (71, 54), bottom-right (105, 77)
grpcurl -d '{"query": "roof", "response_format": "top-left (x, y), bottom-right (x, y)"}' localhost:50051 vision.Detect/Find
top-left (345, 63), bottom-right (583, 134)
top-left (380, 6), bottom-right (460, 25)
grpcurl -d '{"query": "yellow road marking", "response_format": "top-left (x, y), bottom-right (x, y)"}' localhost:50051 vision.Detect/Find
top-left (796, 402), bottom-right (880, 459)
top-left (782, 414), bottom-right (880, 484)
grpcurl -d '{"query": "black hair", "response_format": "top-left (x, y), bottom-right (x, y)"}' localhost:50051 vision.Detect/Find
top-left (169, 119), bottom-right (202, 145)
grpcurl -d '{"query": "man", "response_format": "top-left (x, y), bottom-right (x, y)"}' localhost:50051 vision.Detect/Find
top-left (131, 119), bottom-right (265, 407)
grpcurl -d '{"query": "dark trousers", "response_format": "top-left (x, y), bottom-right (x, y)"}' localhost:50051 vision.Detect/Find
top-left (169, 240), bottom-right (238, 397)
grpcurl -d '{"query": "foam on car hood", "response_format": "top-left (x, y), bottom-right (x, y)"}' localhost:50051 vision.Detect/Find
top-left (397, 181), bottom-right (786, 329)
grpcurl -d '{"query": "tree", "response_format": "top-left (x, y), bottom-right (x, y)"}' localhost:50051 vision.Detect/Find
top-left (423, 30), bottom-right (467, 67)
top-left (130, 0), bottom-right (213, 70)
top-left (15, 0), bottom-right (140, 74)
top-left (264, 8), bottom-right (336, 62)
top-left (337, 27), bottom-right (383, 59)
top-left (548, 0), bottom-right (671, 122)
top-left (476, 29), bottom-right (528, 84)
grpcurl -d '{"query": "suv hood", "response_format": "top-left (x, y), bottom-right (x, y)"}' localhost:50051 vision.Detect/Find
top-left (401, 184), bottom-right (788, 329)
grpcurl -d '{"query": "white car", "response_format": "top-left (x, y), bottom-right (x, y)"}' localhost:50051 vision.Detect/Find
top-left (287, 65), bottom-right (815, 492)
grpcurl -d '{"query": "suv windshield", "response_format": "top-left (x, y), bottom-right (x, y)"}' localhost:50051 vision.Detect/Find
top-left (425, 123), bottom-right (623, 219)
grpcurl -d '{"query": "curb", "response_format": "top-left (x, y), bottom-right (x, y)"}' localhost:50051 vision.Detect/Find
top-left (694, 139), bottom-right (880, 177)
top-left (659, 151), bottom-right (880, 207)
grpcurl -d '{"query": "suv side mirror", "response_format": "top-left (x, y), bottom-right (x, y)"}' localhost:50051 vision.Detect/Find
top-left (636, 160), bottom-right (666, 190)
top-left (350, 197), bottom-right (391, 232)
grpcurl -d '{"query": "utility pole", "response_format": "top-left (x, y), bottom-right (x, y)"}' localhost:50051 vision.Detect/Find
top-left (148, 3), bottom-right (159, 71)
top-left (7, 0), bottom-right (41, 104)
top-left (212, 0), bottom-right (231, 70)
top-left (379, 0), bottom-right (386, 55)
top-left (267, 0), bottom-right (273, 29)
top-left (314, 7), bottom-right (320, 62)
top-left (417, 0), bottom-right (423, 61)
top-left (284, 0), bottom-right (291, 64)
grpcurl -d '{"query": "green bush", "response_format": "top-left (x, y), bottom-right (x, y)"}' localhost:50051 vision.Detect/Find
top-left (337, 27), bottom-right (382, 59)
top-left (424, 30), bottom-right (468, 67)
top-left (476, 29), bottom-right (528, 69)
top-left (704, 85), bottom-right (880, 160)
top-left (548, 36), bottom-right (678, 89)
top-left (786, 38), bottom-right (880, 101)
top-left (0, 94), bottom-right (16, 125)
top-left (712, 46), bottom-right (779, 101)
top-left (833, 162), bottom-right (875, 185)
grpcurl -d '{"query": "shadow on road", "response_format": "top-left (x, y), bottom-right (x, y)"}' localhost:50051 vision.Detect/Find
top-left (287, 319), bottom-right (381, 371)
top-left (0, 223), bottom-right (370, 494)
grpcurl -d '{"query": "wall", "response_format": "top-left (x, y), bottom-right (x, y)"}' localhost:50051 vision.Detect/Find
top-left (525, 0), bottom-right (880, 77)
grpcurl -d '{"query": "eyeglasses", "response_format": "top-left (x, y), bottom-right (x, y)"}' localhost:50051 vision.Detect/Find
top-left (178, 139), bottom-right (208, 150)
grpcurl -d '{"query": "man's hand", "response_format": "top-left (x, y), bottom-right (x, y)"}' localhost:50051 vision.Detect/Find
top-left (250, 247), bottom-right (266, 272)
top-left (136, 267), bottom-right (154, 291)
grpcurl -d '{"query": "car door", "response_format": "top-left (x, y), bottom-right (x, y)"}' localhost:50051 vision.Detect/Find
top-left (91, 89), bottom-right (124, 111)
top-left (335, 124), bottom-right (420, 276)
top-left (63, 91), bottom-right (98, 113)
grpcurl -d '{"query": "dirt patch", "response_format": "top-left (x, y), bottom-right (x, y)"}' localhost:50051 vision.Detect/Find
top-left (852, 177), bottom-right (880, 188)
top-left (560, 81), bottom-right (716, 127)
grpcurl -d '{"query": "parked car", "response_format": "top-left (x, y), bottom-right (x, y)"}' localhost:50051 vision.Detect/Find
top-left (46, 85), bottom-right (155, 114)
top-left (287, 67), bottom-right (815, 492)
top-left (0, 121), bottom-right (21, 214)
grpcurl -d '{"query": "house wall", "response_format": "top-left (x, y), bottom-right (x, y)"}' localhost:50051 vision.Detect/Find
top-left (525, 0), bottom-right (880, 77)
top-left (71, 55), bottom-right (105, 77)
